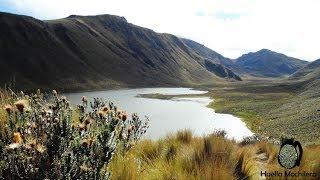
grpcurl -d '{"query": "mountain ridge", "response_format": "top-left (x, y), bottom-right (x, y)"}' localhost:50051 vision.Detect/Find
top-left (178, 38), bottom-right (309, 78)
top-left (233, 49), bottom-right (309, 77)
top-left (0, 12), bottom-right (315, 92)
top-left (0, 12), bottom-right (241, 91)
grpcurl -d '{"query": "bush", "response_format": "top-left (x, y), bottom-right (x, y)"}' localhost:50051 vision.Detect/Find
top-left (0, 90), bottom-right (149, 179)
top-left (239, 134), bottom-right (261, 147)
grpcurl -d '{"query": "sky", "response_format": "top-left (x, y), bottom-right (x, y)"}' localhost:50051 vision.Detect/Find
top-left (0, 0), bottom-right (319, 61)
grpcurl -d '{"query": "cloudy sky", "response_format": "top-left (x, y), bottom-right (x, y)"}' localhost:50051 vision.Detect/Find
top-left (0, 0), bottom-right (319, 61)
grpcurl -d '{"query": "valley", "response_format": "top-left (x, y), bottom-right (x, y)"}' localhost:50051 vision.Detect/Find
top-left (1, 12), bottom-right (319, 144)
top-left (1, 10), bottom-right (320, 179)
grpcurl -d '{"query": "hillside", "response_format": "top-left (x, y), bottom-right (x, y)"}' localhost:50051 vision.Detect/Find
top-left (0, 12), bottom-right (240, 92)
top-left (180, 39), bottom-right (308, 78)
top-left (234, 49), bottom-right (308, 77)
top-left (291, 58), bottom-right (320, 81)
top-left (208, 57), bottom-right (320, 143)
top-left (289, 58), bottom-right (320, 98)
top-left (180, 38), bottom-right (232, 65)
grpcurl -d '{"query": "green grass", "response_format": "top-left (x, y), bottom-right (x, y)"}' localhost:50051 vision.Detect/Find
top-left (209, 90), bottom-right (292, 133)
top-left (207, 81), bottom-right (320, 144)
top-left (137, 80), bottom-right (320, 144)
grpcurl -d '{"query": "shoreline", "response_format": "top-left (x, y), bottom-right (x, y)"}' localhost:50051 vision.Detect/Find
top-left (136, 90), bottom-right (255, 141)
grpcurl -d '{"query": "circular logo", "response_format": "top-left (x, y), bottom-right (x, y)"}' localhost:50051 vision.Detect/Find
top-left (278, 139), bottom-right (303, 169)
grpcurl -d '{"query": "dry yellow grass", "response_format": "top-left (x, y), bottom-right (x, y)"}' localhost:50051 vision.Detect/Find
top-left (0, 89), bottom-right (11, 141)
top-left (110, 130), bottom-right (238, 179)
top-left (110, 130), bottom-right (320, 180)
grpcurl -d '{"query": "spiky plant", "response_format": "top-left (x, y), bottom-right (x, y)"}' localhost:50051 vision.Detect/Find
top-left (0, 90), bottom-right (149, 179)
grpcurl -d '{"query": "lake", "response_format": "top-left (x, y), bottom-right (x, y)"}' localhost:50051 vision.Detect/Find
top-left (64, 87), bottom-right (253, 140)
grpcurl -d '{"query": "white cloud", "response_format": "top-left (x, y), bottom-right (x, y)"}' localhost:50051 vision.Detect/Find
top-left (3, 0), bottom-right (320, 61)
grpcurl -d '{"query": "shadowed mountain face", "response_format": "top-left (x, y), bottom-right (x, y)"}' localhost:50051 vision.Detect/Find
top-left (179, 40), bottom-right (308, 78)
top-left (233, 49), bottom-right (309, 77)
top-left (180, 39), bottom-right (232, 65)
top-left (0, 12), bottom-right (241, 91)
top-left (180, 39), bottom-right (241, 81)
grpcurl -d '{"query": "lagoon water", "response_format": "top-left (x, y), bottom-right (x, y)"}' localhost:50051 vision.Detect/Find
top-left (65, 88), bottom-right (253, 140)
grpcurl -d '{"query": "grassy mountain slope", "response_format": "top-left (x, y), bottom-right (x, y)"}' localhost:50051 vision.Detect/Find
top-left (291, 58), bottom-right (320, 79)
top-left (0, 12), bottom-right (241, 92)
top-left (205, 57), bottom-right (320, 144)
top-left (290, 58), bottom-right (320, 92)
top-left (180, 38), bottom-right (241, 80)
top-left (283, 58), bottom-right (320, 104)
top-left (180, 38), bottom-right (232, 65)
top-left (234, 49), bottom-right (309, 77)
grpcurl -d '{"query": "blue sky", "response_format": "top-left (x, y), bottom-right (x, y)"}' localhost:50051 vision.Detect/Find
top-left (0, 0), bottom-right (319, 61)
top-left (0, 0), bottom-right (19, 14)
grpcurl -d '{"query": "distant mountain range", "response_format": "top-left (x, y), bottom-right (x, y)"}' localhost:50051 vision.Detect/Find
top-left (182, 39), bottom-right (309, 78)
top-left (0, 12), bottom-right (316, 91)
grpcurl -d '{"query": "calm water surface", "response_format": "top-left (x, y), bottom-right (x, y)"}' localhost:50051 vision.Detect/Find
top-left (65, 88), bottom-right (253, 140)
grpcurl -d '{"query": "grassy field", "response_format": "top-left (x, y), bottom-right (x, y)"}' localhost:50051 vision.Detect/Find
top-left (110, 130), bottom-right (320, 180)
top-left (207, 81), bottom-right (320, 144)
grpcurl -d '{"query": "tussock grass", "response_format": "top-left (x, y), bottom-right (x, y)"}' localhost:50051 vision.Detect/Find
top-left (110, 130), bottom-right (237, 179)
top-left (137, 140), bottom-right (162, 162)
top-left (110, 130), bottom-right (320, 180)
top-left (300, 145), bottom-right (320, 174)
top-left (176, 129), bottom-right (192, 144)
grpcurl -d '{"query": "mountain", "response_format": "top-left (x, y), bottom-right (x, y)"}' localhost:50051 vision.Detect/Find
top-left (179, 39), bottom-right (308, 79)
top-left (180, 39), bottom-right (232, 65)
top-left (291, 58), bottom-right (320, 80)
top-left (180, 39), bottom-right (241, 80)
top-left (233, 49), bottom-right (309, 77)
top-left (0, 12), bottom-right (241, 92)
top-left (290, 58), bottom-right (320, 94)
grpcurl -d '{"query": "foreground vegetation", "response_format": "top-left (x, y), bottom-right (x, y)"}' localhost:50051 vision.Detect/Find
top-left (0, 89), bottom-right (148, 179)
top-left (1, 86), bottom-right (320, 179)
top-left (110, 130), bottom-right (320, 179)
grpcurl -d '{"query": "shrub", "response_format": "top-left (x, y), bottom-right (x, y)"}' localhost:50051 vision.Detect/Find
top-left (239, 134), bottom-right (261, 147)
top-left (0, 90), bottom-right (149, 179)
top-left (210, 129), bottom-right (227, 138)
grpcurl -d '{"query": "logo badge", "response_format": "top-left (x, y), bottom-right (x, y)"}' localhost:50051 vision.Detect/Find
top-left (278, 138), bottom-right (303, 169)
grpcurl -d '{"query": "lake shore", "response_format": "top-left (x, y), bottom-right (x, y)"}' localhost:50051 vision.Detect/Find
top-left (137, 81), bottom-right (320, 144)
top-left (206, 82), bottom-right (320, 145)
top-left (65, 87), bottom-right (253, 140)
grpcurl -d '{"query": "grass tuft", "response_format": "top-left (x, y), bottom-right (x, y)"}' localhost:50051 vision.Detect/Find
top-left (176, 129), bottom-right (192, 144)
